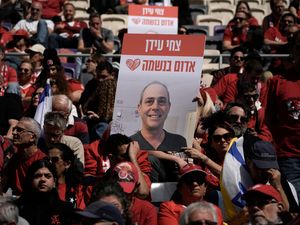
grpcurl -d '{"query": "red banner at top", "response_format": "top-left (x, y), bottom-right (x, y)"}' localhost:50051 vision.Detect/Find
top-left (129, 5), bottom-right (178, 18)
top-left (122, 34), bottom-right (205, 57)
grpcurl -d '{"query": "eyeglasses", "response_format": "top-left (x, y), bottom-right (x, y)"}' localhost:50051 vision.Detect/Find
top-left (212, 133), bottom-right (233, 142)
top-left (187, 220), bottom-right (217, 225)
top-left (233, 55), bottom-right (245, 61)
top-left (47, 67), bottom-right (57, 72)
top-left (19, 68), bottom-right (30, 73)
top-left (12, 126), bottom-right (34, 134)
top-left (227, 114), bottom-right (249, 123)
top-left (246, 198), bottom-right (277, 208)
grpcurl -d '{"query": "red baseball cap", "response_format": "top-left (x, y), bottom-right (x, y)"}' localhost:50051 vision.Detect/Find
top-left (242, 184), bottom-right (283, 203)
top-left (179, 164), bottom-right (207, 180)
top-left (112, 161), bottom-right (139, 194)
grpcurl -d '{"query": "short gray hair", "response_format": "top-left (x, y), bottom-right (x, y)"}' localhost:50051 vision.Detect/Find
top-left (44, 112), bottom-right (67, 130)
top-left (52, 94), bottom-right (72, 113)
top-left (179, 201), bottom-right (218, 225)
top-left (20, 117), bottom-right (41, 139)
top-left (0, 199), bottom-right (19, 224)
top-left (139, 81), bottom-right (170, 104)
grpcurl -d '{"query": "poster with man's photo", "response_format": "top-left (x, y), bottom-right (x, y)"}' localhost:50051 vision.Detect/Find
top-left (111, 34), bottom-right (205, 145)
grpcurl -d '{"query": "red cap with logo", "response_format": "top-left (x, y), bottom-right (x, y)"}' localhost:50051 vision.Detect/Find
top-left (112, 161), bottom-right (139, 194)
top-left (242, 184), bottom-right (283, 203)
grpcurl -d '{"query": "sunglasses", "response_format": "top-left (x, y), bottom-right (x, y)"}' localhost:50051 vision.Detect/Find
top-left (31, 7), bottom-right (40, 12)
top-left (12, 126), bottom-right (34, 134)
top-left (233, 55), bottom-right (245, 61)
top-left (234, 17), bottom-right (246, 22)
top-left (188, 220), bottom-right (217, 225)
top-left (212, 133), bottom-right (233, 142)
top-left (246, 198), bottom-right (277, 208)
top-left (19, 68), bottom-right (30, 73)
top-left (182, 174), bottom-right (205, 186)
top-left (227, 114), bottom-right (248, 123)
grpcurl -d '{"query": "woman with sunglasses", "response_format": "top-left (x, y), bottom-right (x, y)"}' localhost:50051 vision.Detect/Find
top-left (47, 143), bottom-right (85, 209)
top-left (17, 159), bottom-right (74, 225)
top-left (185, 112), bottom-right (235, 178)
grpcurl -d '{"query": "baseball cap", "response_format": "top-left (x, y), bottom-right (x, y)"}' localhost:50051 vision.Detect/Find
top-left (179, 164), bottom-right (207, 181)
top-left (112, 161), bottom-right (139, 194)
top-left (14, 29), bottom-right (29, 38)
top-left (76, 201), bottom-right (124, 225)
top-left (25, 44), bottom-right (45, 54)
top-left (248, 141), bottom-right (279, 169)
top-left (242, 184), bottom-right (283, 203)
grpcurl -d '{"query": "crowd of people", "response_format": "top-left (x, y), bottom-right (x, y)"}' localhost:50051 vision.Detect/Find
top-left (0, 0), bottom-right (300, 225)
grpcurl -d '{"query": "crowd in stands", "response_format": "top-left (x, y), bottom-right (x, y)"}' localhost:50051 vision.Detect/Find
top-left (0, 0), bottom-right (300, 225)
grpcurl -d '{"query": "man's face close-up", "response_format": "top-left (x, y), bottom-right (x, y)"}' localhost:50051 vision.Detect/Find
top-left (247, 194), bottom-right (282, 225)
top-left (230, 51), bottom-right (245, 68)
top-left (226, 106), bottom-right (248, 137)
top-left (138, 83), bottom-right (170, 131)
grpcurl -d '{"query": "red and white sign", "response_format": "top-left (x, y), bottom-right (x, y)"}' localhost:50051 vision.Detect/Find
top-left (128, 5), bottom-right (178, 34)
top-left (112, 34), bottom-right (206, 138)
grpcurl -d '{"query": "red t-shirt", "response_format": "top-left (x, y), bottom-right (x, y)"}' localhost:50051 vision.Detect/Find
top-left (5, 149), bottom-right (46, 195)
top-left (158, 200), bottom-right (184, 225)
top-left (34, 0), bottom-right (64, 19)
top-left (265, 75), bottom-right (300, 158)
top-left (131, 197), bottom-right (157, 225)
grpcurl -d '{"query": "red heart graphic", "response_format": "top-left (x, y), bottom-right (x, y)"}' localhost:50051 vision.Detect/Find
top-left (132, 18), bottom-right (141, 24)
top-left (126, 59), bottom-right (141, 71)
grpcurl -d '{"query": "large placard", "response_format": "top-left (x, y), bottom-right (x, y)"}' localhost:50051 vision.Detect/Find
top-left (128, 5), bottom-right (178, 34)
top-left (112, 34), bottom-right (205, 141)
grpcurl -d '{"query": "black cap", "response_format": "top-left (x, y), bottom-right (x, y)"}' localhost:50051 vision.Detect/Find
top-left (76, 201), bottom-right (124, 225)
top-left (248, 140), bottom-right (279, 169)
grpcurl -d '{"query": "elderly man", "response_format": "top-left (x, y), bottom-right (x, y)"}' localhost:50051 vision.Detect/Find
top-left (3, 117), bottom-right (46, 195)
top-left (180, 201), bottom-right (222, 225)
top-left (78, 13), bottom-right (114, 54)
top-left (39, 111), bottom-right (85, 167)
top-left (131, 81), bottom-right (187, 182)
top-left (48, 2), bottom-right (88, 49)
top-left (242, 184), bottom-right (287, 225)
top-left (11, 2), bottom-right (54, 46)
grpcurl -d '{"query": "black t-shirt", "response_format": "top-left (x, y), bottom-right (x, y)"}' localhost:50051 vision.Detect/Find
top-left (0, 94), bottom-right (23, 135)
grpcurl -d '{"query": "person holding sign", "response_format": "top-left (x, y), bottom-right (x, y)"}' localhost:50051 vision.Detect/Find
top-left (131, 81), bottom-right (188, 182)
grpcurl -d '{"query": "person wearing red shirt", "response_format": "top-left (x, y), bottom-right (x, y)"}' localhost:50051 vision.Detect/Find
top-left (34, 0), bottom-right (64, 19)
top-left (111, 161), bottom-right (157, 225)
top-left (262, 0), bottom-right (286, 33)
top-left (48, 3), bottom-right (88, 49)
top-left (204, 59), bottom-right (265, 108)
top-left (223, 11), bottom-right (250, 51)
top-left (0, 46), bottom-right (17, 96)
top-left (265, 30), bottom-right (300, 201)
top-left (158, 164), bottom-right (208, 225)
top-left (3, 117), bottom-right (46, 195)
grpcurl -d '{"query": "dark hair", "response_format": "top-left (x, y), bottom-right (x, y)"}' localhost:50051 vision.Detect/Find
top-left (22, 159), bottom-right (57, 194)
top-left (237, 81), bottom-right (257, 96)
top-left (96, 61), bottom-right (113, 74)
top-left (230, 46), bottom-right (246, 59)
top-left (89, 13), bottom-right (100, 21)
top-left (104, 134), bottom-right (132, 157)
top-left (47, 143), bottom-right (83, 186)
top-left (280, 12), bottom-right (297, 24)
top-left (201, 111), bottom-right (234, 139)
top-left (236, 0), bottom-right (252, 17)
top-left (90, 180), bottom-right (131, 225)
top-left (223, 101), bottom-right (251, 121)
